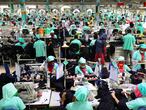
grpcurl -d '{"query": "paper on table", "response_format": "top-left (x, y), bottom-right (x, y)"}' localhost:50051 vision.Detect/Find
top-left (56, 63), bottom-right (64, 80)
top-left (94, 62), bottom-right (101, 77)
top-left (109, 66), bottom-right (118, 82)
top-left (26, 90), bottom-right (51, 105)
top-left (15, 63), bottom-right (21, 81)
top-left (50, 91), bottom-right (61, 107)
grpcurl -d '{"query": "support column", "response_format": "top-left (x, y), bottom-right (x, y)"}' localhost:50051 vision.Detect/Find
top-left (96, 0), bottom-right (100, 25)
top-left (19, 0), bottom-right (27, 26)
top-left (10, 0), bottom-right (14, 17)
top-left (81, 0), bottom-right (84, 12)
top-left (46, 0), bottom-right (50, 13)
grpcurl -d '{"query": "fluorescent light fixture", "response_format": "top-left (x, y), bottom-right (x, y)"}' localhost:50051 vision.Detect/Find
top-left (61, 5), bottom-right (71, 12)
top-left (26, 5), bottom-right (36, 9)
top-left (0, 5), bottom-right (9, 9)
top-left (100, 5), bottom-right (104, 7)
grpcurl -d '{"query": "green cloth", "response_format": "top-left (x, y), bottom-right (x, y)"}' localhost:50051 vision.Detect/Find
top-left (126, 97), bottom-right (146, 110)
top-left (137, 25), bottom-right (144, 34)
top-left (0, 83), bottom-right (25, 110)
top-left (138, 83), bottom-right (146, 97)
top-left (115, 23), bottom-right (120, 30)
top-left (70, 39), bottom-right (82, 47)
top-left (90, 39), bottom-right (96, 46)
top-left (140, 44), bottom-right (146, 49)
top-left (66, 86), bottom-right (93, 110)
top-left (0, 21), bottom-right (3, 25)
top-left (136, 16), bottom-right (140, 21)
top-left (33, 40), bottom-right (46, 57)
top-left (75, 65), bottom-right (93, 75)
top-left (18, 38), bottom-right (25, 43)
top-left (63, 60), bottom-right (69, 66)
top-left (15, 42), bottom-right (26, 49)
top-left (132, 50), bottom-right (146, 71)
top-left (133, 50), bottom-right (146, 61)
top-left (33, 34), bottom-right (40, 40)
top-left (70, 24), bottom-right (77, 30)
top-left (44, 27), bottom-right (51, 35)
top-left (83, 26), bottom-right (90, 32)
top-left (123, 33), bottom-right (136, 50)
top-left (74, 86), bottom-right (89, 102)
top-left (124, 65), bottom-right (131, 72)
top-left (84, 18), bottom-right (88, 23)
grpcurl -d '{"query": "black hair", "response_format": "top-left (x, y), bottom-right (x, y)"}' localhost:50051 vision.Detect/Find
top-left (85, 22), bottom-right (88, 26)
top-left (93, 32), bottom-right (98, 39)
top-left (127, 29), bottom-right (131, 33)
top-left (74, 35), bottom-right (78, 39)
top-left (137, 30), bottom-right (141, 34)
top-left (130, 22), bottom-right (134, 27)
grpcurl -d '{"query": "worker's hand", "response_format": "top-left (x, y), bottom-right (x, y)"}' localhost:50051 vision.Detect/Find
top-left (76, 75), bottom-right (84, 80)
top-left (121, 90), bottom-right (129, 98)
top-left (111, 91), bottom-right (116, 98)
top-left (40, 66), bottom-right (45, 71)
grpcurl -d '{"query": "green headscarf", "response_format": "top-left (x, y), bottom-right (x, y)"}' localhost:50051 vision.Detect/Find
top-left (78, 57), bottom-right (86, 64)
top-left (47, 55), bottom-right (55, 62)
top-left (2, 83), bottom-right (18, 99)
top-left (18, 37), bottom-right (25, 43)
top-left (74, 86), bottom-right (89, 102)
top-left (138, 83), bottom-right (146, 97)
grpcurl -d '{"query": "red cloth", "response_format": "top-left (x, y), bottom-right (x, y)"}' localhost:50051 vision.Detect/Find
top-left (81, 68), bottom-right (87, 75)
top-left (117, 62), bottom-right (124, 73)
top-left (48, 64), bottom-right (54, 73)
top-left (95, 53), bottom-right (105, 65)
top-left (117, 2), bottom-right (124, 7)
top-left (144, 2), bottom-right (146, 7)
top-left (141, 53), bottom-right (145, 61)
top-left (134, 85), bottom-right (142, 98)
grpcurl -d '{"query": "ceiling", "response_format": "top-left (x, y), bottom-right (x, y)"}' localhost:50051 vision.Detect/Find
top-left (0, 0), bottom-right (145, 5)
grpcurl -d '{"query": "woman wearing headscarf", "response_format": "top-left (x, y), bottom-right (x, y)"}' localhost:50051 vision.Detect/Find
top-left (66, 86), bottom-right (93, 110)
top-left (15, 37), bottom-right (26, 49)
top-left (136, 23), bottom-right (144, 35)
top-left (111, 83), bottom-right (146, 110)
top-left (40, 56), bottom-right (64, 91)
top-left (40, 55), bottom-right (58, 74)
top-left (0, 83), bottom-right (25, 110)
top-left (109, 56), bottom-right (131, 84)
top-left (75, 57), bottom-right (93, 78)
top-left (132, 44), bottom-right (146, 71)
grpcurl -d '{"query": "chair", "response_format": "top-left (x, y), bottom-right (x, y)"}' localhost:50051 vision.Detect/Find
top-left (69, 43), bottom-right (80, 59)
top-left (69, 43), bottom-right (80, 54)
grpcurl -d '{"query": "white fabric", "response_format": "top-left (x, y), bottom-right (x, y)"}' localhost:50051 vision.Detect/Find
top-left (56, 63), bottom-right (64, 80)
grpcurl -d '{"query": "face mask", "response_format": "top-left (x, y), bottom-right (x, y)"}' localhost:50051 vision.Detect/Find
top-left (140, 50), bottom-right (144, 53)
top-left (80, 65), bottom-right (86, 68)
top-left (117, 62), bottom-right (124, 69)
